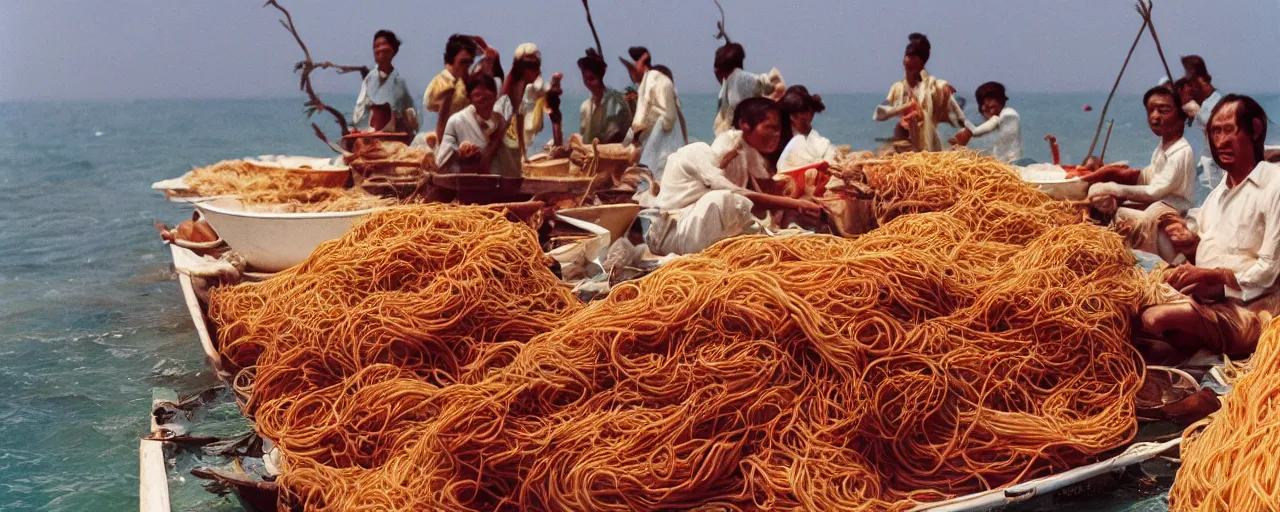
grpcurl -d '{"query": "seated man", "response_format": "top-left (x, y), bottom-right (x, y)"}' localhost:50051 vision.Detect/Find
top-left (1084, 86), bottom-right (1196, 262)
top-left (435, 76), bottom-right (506, 174)
top-left (642, 97), bottom-right (821, 256)
top-left (1138, 95), bottom-right (1280, 362)
top-left (952, 82), bottom-right (1023, 164)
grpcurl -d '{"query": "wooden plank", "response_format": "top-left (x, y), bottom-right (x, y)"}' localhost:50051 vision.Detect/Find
top-left (169, 245), bottom-right (226, 378)
top-left (138, 439), bottom-right (171, 512)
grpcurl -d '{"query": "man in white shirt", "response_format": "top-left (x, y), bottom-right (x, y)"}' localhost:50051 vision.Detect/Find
top-left (625, 47), bottom-right (686, 176)
top-left (951, 82), bottom-right (1022, 163)
top-left (1084, 86), bottom-right (1196, 262)
top-left (1180, 55), bottom-right (1226, 198)
top-left (641, 98), bottom-right (821, 256)
top-left (712, 43), bottom-right (785, 136)
top-left (576, 48), bottom-right (631, 145)
top-left (1138, 95), bottom-right (1280, 360)
top-left (435, 76), bottom-right (506, 174)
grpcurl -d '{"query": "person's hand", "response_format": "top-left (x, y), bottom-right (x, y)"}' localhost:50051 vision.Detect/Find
top-left (459, 141), bottom-right (480, 159)
top-left (1167, 265), bottom-right (1227, 301)
top-left (950, 128), bottom-right (973, 146)
top-left (796, 199), bottom-right (824, 216)
top-left (423, 132), bottom-right (439, 149)
top-left (551, 72), bottom-right (564, 83)
top-left (1182, 101), bottom-right (1201, 119)
top-left (471, 35), bottom-right (489, 50)
top-left (1090, 194), bottom-right (1118, 216)
top-left (1164, 219), bottom-right (1199, 255)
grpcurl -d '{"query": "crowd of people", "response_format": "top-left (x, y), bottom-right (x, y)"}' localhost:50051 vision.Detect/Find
top-left (345, 29), bottom-right (1277, 366)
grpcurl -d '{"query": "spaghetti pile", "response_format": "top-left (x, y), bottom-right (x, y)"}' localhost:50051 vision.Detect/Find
top-left (185, 159), bottom-right (318, 197)
top-left (1170, 319), bottom-right (1280, 511)
top-left (237, 187), bottom-right (394, 213)
top-left (208, 204), bottom-right (583, 416)
top-left (211, 151), bottom-right (1155, 511)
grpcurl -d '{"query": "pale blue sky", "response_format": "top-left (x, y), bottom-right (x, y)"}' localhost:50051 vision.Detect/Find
top-left (1, 1), bottom-right (1277, 101)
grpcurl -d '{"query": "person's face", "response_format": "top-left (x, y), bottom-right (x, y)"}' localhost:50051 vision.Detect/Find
top-left (980, 97), bottom-right (1004, 119)
top-left (903, 55), bottom-right (924, 76)
top-left (1208, 102), bottom-right (1256, 171)
top-left (450, 49), bottom-right (475, 76)
top-left (742, 111), bottom-right (782, 154)
top-left (1192, 76), bottom-right (1213, 102)
top-left (581, 69), bottom-right (604, 94)
top-left (470, 86), bottom-right (497, 115)
top-left (1145, 93), bottom-right (1181, 137)
top-left (790, 110), bottom-right (814, 134)
top-left (521, 60), bottom-right (542, 83)
top-left (373, 37), bottom-right (396, 68)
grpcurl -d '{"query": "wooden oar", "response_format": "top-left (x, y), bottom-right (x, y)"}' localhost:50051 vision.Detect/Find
top-left (1086, 17), bottom-right (1149, 160)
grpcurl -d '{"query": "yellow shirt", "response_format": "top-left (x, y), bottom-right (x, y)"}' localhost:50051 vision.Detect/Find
top-left (424, 69), bottom-right (469, 114)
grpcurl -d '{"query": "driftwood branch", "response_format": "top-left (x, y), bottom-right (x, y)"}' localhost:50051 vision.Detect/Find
top-left (1135, 1), bottom-right (1175, 87)
top-left (713, 0), bottom-right (732, 44)
top-left (1086, 17), bottom-right (1148, 160)
top-left (581, 0), bottom-right (603, 56)
top-left (264, 0), bottom-right (366, 150)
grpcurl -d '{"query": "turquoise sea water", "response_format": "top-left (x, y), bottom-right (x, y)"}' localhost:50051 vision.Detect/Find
top-left (0, 92), bottom-right (1277, 511)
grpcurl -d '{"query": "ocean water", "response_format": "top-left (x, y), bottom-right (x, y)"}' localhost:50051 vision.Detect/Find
top-left (0, 92), bottom-right (1277, 511)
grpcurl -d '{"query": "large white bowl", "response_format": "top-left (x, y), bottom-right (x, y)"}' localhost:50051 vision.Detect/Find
top-left (1017, 163), bottom-right (1090, 201)
top-left (194, 197), bottom-right (374, 272)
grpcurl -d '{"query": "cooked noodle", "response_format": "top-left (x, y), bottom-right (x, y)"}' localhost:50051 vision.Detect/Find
top-left (209, 151), bottom-right (1159, 511)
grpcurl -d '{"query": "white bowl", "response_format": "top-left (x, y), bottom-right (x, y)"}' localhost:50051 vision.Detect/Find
top-left (194, 197), bottom-right (374, 272)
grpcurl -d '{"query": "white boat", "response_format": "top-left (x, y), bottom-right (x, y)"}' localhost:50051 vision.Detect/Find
top-left (194, 197), bottom-right (376, 272)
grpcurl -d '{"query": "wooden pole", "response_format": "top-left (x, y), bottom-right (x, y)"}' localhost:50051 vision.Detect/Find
top-left (1086, 18), bottom-right (1148, 160)
top-left (1136, 1), bottom-right (1176, 87)
top-left (581, 0), bottom-right (603, 56)
top-left (1100, 119), bottom-right (1116, 162)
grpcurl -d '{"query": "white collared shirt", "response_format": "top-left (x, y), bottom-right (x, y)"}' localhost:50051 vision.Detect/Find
top-left (1088, 137), bottom-right (1196, 214)
top-left (1187, 161), bottom-right (1280, 301)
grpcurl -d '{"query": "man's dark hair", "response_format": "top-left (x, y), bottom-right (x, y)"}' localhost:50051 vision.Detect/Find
top-left (1143, 85), bottom-right (1187, 120)
top-left (905, 33), bottom-right (931, 64)
top-left (1173, 77), bottom-right (1193, 94)
top-left (628, 46), bottom-right (650, 65)
top-left (714, 43), bottom-right (746, 73)
top-left (974, 82), bottom-right (1008, 104)
top-left (1181, 55), bottom-right (1211, 82)
top-left (1209, 94), bottom-right (1270, 165)
top-left (733, 96), bottom-right (780, 131)
top-left (465, 74), bottom-right (496, 95)
top-left (577, 48), bottom-right (607, 77)
top-left (444, 34), bottom-right (478, 66)
top-left (374, 30), bottom-right (401, 54)
top-left (652, 64), bottom-right (674, 82)
top-left (779, 85), bottom-right (825, 114)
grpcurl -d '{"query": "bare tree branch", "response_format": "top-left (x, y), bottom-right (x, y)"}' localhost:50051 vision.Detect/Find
top-left (263, 0), bottom-right (367, 150)
top-left (581, 0), bottom-right (603, 56)
top-left (713, 0), bottom-right (732, 44)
